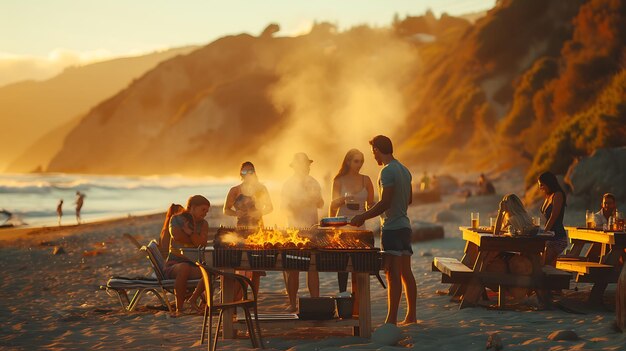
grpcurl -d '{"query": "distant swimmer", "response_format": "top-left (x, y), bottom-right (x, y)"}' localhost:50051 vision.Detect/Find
top-left (75, 191), bottom-right (86, 224)
top-left (57, 199), bottom-right (63, 226)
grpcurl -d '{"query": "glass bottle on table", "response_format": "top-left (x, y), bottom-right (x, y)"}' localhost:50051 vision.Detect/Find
top-left (608, 216), bottom-right (615, 232)
top-left (471, 212), bottom-right (479, 229)
top-left (585, 210), bottom-right (594, 229)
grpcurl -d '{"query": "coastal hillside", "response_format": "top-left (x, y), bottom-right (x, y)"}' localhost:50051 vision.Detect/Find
top-left (45, 21), bottom-right (457, 176)
top-left (0, 46), bottom-right (196, 172)
top-left (31, 0), bottom-right (626, 187)
top-left (397, 0), bottom-right (625, 196)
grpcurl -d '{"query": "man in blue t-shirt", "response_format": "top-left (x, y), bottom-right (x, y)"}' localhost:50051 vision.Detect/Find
top-left (351, 135), bottom-right (416, 325)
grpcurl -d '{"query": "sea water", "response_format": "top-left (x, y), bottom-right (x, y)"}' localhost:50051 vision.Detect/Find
top-left (0, 173), bottom-right (235, 227)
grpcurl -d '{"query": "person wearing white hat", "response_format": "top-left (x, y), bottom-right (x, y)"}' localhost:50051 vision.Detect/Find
top-left (282, 152), bottom-right (323, 311)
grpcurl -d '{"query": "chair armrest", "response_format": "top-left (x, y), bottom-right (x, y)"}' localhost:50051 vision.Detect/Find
top-left (196, 263), bottom-right (257, 301)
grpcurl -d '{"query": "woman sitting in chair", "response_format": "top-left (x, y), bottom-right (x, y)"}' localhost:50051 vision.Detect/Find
top-left (165, 195), bottom-right (210, 315)
top-left (493, 194), bottom-right (538, 236)
top-left (158, 203), bottom-right (184, 258)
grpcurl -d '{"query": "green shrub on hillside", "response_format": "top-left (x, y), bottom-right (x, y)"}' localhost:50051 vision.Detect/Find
top-left (526, 69), bottom-right (626, 187)
top-left (499, 57), bottom-right (558, 137)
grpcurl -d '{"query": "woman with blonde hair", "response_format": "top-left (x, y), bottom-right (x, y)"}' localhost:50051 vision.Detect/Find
top-left (493, 194), bottom-right (537, 236)
top-left (165, 195), bottom-right (210, 316)
top-left (330, 149), bottom-right (374, 294)
top-left (158, 203), bottom-right (185, 258)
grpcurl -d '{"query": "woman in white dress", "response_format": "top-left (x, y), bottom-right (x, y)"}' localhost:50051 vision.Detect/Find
top-left (330, 149), bottom-right (375, 294)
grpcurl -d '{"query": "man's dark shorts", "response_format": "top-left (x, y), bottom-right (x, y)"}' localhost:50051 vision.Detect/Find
top-left (381, 227), bottom-right (413, 256)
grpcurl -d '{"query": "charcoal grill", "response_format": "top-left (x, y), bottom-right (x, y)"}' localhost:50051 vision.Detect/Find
top-left (210, 226), bottom-right (381, 273)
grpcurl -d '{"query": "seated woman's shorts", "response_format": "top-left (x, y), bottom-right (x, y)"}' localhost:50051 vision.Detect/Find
top-left (381, 227), bottom-right (413, 256)
top-left (164, 259), bottom-right (196, 279)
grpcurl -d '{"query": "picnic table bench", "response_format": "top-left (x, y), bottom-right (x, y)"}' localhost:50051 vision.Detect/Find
top-left (556, 227), bottom-right (626, 304)
top-left (432, 227), bottom-right (570, 309)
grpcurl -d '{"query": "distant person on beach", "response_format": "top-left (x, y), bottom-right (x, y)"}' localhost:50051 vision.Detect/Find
top-left (56, 199), bottom-right (63, 226)
top-left (594, 193), bottom-right (616, 229)
top-left (330, 149), bottom-right (374, 295)
top-left (75, 191), bottom-right (85, 224)
top-left (282, 152), bottom-right (323, 311)
top-left (476, 173), bottom-right (495, 195)
top-left (165, 195), bottom-right (210, 315)
top-left (158, 203), bottom-right (184, 258)
top-left (538, 172), bottom-right (568, 267)
top-left (419, 171), bottom-right (430, 191)
top-left (493, 194), bottom-right (537, 236)
top-left (350, 135), bottom-right (416, 325)
top-left (224, 161), bottom-right (273, 296)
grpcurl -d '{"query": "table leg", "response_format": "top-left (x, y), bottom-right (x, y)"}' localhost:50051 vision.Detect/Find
top-left (529, 253), bottom-right (552, 309)
top-left (567, 240), bottom-right (585, 257)
top-left (450, 242), bottom-right (479, 297)
top-left (460, 251), bottom-right (485, 309)
top-left (355, 272), bottom-right (371, 338)
top-left (584, 243), bottom-right (602, 263)
top-left (221, 268), bottom-right (235, 339)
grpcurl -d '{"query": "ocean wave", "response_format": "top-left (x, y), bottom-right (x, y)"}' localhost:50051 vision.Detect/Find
top-left (0, 173), bottom-right (237, 194)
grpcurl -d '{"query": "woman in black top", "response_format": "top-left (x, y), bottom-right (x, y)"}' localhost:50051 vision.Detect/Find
top-left (538, 172), bottom-right (568, 266)
top-left (224, 161), bottom-right (273, 228)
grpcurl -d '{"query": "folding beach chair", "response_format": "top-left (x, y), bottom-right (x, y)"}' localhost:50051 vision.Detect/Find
top-left (101, 240), bottom-right (201, 312)
top-left (197, 262), bottom-right (264, 350)
top-left (102, 276), bottom-right (172, 312)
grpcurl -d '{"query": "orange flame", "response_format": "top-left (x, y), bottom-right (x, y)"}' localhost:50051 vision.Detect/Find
top-left (242, 227), bottom-right (311, 249)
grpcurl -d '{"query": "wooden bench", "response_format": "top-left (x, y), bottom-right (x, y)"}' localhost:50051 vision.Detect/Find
top-left (432, 257), bottom-right (473, 283)
top-left (556, 261), bottom-right (614, 276)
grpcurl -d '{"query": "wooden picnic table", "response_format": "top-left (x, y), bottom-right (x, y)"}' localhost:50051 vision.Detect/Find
top-left (557, 227), bottom-right (626, 304)
top-left (433, 227), bottom-right (570, 309)
top-left (183, 247), bottom-right (374, 339)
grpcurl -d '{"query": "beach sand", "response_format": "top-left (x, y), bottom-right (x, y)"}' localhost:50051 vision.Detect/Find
top-left (1, 172), bottom-right (625, 350)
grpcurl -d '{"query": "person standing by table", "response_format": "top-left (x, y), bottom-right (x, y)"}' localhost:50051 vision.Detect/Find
top-left (282, 152), bottom-right (323, 312)
top-left (224, 161), bottom-right (273, 296)
top-left (330, 149), bottom-right (374, 294)
top-left (538, 171), bottom-right (568, 267)
top-left (594, 193), bottom-right (617, 229)
top-left (350, 135), bottom-right (416, 325)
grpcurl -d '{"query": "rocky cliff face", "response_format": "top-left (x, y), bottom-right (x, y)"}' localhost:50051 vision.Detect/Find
top-left (0, 46), bottom-right (196, 172)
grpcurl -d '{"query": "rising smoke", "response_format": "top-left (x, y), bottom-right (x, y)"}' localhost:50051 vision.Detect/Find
top-left (255, 24), bottom-right (420, 226)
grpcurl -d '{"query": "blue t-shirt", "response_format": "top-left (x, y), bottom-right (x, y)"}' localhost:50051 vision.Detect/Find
top-left (378, 159), bottom-right (412, 230)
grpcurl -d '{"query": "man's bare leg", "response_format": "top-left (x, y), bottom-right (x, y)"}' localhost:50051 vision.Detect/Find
top-left (384, 254), bottom-right (402, 325)
top-left (286, 271), bottom-right (299, 312)
top-left (307, 271), bottom-right (320, 297)
top-left (400, 255), bottom-right (417, 324)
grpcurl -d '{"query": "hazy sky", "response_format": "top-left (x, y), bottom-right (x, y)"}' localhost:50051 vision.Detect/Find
top-left (0, 0), bottom-right (495, 85)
